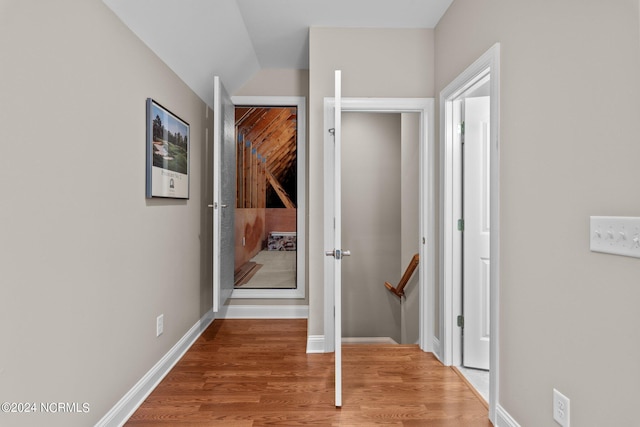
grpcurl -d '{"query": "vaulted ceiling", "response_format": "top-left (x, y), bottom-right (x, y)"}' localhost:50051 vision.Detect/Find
top-left (102, 0), bottom-right (453, 106)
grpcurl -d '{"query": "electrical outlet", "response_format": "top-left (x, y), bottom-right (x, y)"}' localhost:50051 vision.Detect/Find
top-left (156, 314), bottom-right (164, 337)
top-left (553, 389), bottom-right (570, 426)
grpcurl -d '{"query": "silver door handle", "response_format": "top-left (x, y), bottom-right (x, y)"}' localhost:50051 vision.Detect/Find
top-left (207, 203), bottom-right (228, 209)
top-left (325, 249), bottom-right (351, 260)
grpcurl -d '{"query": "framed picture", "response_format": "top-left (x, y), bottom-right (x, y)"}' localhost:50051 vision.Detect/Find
top-left (146, 98), bottom-right (190, 199)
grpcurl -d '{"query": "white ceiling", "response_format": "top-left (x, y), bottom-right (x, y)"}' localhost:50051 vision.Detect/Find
top-left (103, 0), bottom-right (453, 106)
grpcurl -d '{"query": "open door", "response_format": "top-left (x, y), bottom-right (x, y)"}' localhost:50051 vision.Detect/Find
top-left (325, 70), bottom-right (349, 407)
top-left (462, 96), bottom-right (491, 370)
top-left (212, 76), bottom-right (235, 312)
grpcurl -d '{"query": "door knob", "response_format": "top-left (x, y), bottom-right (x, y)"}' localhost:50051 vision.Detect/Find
top-left (325, 249), bottom-right (351, 260)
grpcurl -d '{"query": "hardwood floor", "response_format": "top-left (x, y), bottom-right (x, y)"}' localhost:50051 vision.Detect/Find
top-left (126, 319), bottom-right (491, 426)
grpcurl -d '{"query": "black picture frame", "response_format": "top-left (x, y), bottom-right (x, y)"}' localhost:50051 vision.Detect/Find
top-left (146, 98), bottom-right (190, 199)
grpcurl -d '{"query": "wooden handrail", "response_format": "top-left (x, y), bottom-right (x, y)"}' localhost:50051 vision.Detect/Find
top-left (384, 253), bottom-right (419, 298)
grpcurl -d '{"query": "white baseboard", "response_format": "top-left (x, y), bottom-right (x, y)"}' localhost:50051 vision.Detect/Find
top-left (432, 336), bottom-right (442, 362)
top-left (95, 310), bottom-right (215, 427)
top-left (306, 335), bottom-right (325, 353)
top-left (342, 337), bottom-right (398, 344)
top-left (495, 404), bottom-right (521, 427)
top-left (218, 304), bottom-right (308, 319)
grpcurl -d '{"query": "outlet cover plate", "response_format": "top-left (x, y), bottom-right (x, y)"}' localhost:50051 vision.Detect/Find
top-left (156, 314), bottom-right (164, 337)
top-left (553, 388), bottom-right (570, 426)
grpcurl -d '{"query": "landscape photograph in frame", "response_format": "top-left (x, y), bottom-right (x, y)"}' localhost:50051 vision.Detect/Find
top-left (146, 98), bottom-right (190, 199)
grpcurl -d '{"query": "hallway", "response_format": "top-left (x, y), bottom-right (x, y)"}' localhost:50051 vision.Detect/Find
top-left (126, 319), bottom-right (490, 426)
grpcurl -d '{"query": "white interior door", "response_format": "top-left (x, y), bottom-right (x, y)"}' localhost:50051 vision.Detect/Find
top-left (212, 76), bottom-right (235, 313)
top-left (462, 96), bottom-right (491, 370)
top-left (325, 70), bottom-right (346, 408)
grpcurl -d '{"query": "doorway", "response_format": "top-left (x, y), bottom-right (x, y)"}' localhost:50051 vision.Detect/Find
top-left (323, 96), bottom-right (435, 353)
top-left (233, 106), bottom-right (298, 290)
top-left (230, 96), bottom-right (306, 300)
top-left (340, 112), bottom-right (421, 345)
top-left (455, 78), bottom-right (491, 402)
top-left (440, 44), bottom-right (500, 423)
top-left (323, 88), bottom-right (434, 407)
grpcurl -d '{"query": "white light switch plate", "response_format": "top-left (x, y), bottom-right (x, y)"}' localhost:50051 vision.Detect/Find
top-left (590, 216), bottom-right (640, 258)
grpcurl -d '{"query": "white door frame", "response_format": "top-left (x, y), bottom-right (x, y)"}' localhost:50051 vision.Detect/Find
top-left (228, 96), bottom-right (306, 299)
top-left (440, 43), bottom-right (500, 422)
top-left (323, 97), bottom-right (435, 353)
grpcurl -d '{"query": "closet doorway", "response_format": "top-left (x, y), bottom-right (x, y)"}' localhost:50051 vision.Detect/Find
top-left (231, 96), bottom-right (306, 299)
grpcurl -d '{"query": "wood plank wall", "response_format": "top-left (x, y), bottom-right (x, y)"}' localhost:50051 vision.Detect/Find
top-left (234, 208), bottom-right (266, 271)
top-left (265, 208), bottom-right (296, 234)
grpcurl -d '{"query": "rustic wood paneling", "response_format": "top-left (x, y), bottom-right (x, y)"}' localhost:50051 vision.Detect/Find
top-left (265, 208), bottom-right (297, 234)
top-left (234, 208), bottom-right (266, 271)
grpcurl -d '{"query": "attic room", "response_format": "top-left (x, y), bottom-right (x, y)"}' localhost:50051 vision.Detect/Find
top-left (233, 105), bottom-right (299, 289)
top-left (2, 1), bottom-right (640, 426)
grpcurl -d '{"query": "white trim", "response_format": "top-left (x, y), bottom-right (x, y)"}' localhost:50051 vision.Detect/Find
top-left (212, 77), bottom-right (222, 311)
top-left (341, 337), bottom-right (398, 344)
top-left (217, 304), bottom-right (308, 319)
top-left (495, 404), bottom-right (521, 427)
top-left (432, 336), bottom-right (442, 362)
top-left (229, 95), bottom-right (306, 300)
top-left (306, 336), bottom-right (407, 353)
top-left (322, 97), bottom-right (435, 355)
top-left (306, 335), bottom-right (325, 353)
top-left (440, 43), bottom-right (501, 423)
top-left (95, 310), bottom-right (215, 427)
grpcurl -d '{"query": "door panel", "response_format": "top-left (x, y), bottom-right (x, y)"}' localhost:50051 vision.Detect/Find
top-left (324, 70), bottom-right (343, 407)
top-left (213, 76), bottom-right (235, 312)
top-left (332, 70), bottom-right (343, 408)
top-left (463, 96), bottom-right (490, 370)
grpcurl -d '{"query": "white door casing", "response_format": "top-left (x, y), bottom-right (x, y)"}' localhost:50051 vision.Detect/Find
top-left (462, 96), bottom-right (491, 370)
top-left (323, 97), bottom-right (434, 354)
top-left (212, 76), bottom-right (235, 312)
top-left (440, 43), bottom-right (500, 423)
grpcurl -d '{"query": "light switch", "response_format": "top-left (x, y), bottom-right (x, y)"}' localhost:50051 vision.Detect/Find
top-left (590, 216), bottom-right (640, 258)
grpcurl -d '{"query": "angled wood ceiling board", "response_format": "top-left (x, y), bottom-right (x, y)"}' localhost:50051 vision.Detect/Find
top-left (235, 106), bottom-right (297, 208)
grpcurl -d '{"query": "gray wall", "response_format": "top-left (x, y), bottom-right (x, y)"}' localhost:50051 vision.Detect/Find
top-left (341, 113), bottom-right (402, 342)
top-left (308, 27), bottom-right (435, 338)
top-left (401, 113), bottom-right (420, 345)
top-left (0, 1), bottom-right (211, 425)
top-left (435, 0), bottom-right (640, 425)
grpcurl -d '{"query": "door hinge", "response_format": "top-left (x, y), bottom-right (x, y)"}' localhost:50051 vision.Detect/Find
top-left (328, 128), bottom-right (335, 136)
top-left (458, 121), bottom-right (465, 135)
top-left (457, 219), bottom-right (464, 232)
top-left (457, 315), bottom-right (464, 328)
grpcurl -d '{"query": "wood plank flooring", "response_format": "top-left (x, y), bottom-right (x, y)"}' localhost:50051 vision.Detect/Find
top-left (126, 319), bottom-right (491, 426)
